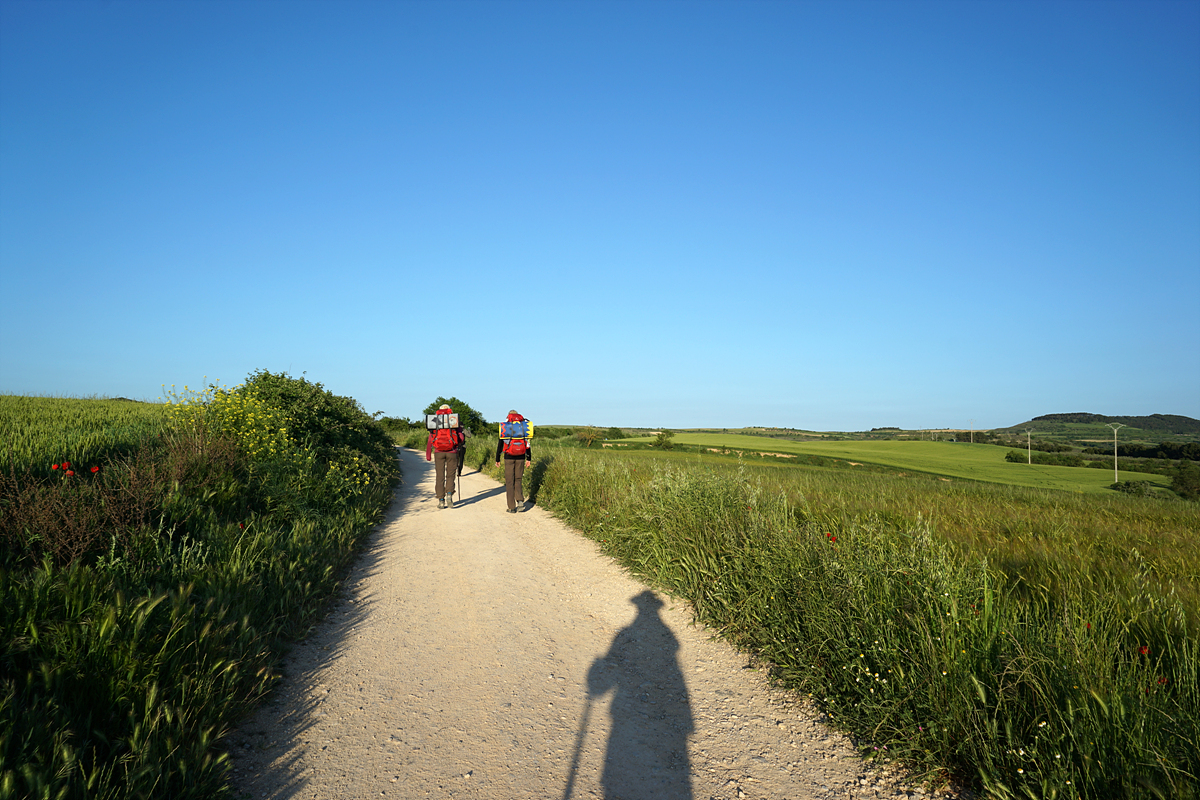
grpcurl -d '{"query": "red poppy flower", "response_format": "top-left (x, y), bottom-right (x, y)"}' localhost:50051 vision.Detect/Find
top-left (1139, 645), bottom-right (1150, 656)
top-left (90, 466), bottom-right (99, 473)
top-left (62, 461), bottom-right (70, 468)
top-left (51, 464), bottom-right (59, 470)
top-left (1086, 623), bottom-right (1091, 630)
top-left (239, 523), bottom-right (245, 530)
top-left (65, 470), bottom-right (75, 476)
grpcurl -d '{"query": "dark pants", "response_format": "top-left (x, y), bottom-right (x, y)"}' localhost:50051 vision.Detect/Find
top-left (434, 450), bottom-right (458, 498)
top-left (503, 457), bottom-right (526, 511)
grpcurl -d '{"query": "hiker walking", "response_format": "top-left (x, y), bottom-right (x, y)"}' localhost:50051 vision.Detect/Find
top-left (426, 404), bottom-right (464, 508)
top-left (495, 410), bottom-right (532, 513)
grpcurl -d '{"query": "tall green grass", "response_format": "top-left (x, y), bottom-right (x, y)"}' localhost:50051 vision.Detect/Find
top-left (512, 447), bottom-right (1198, 798)
top-left (1, 375), bottom-right (397, 799)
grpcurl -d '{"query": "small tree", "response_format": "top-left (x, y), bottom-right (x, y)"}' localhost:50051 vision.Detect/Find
top-left (653, 430), bottom-right (675, 450)
top-left (605, 427), bottom-right (625, 440)
top-left (422, 397), bottom-right (489, 436)
top-left (575, 428), bottom-right (602, 447)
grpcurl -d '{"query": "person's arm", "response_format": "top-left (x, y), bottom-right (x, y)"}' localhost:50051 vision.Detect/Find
top-left (426, 433), bottom-right (434, 461)
top-left (526, 446), bottom-right (532, 463)
top-left (495, 439), bottom-right (504, 465)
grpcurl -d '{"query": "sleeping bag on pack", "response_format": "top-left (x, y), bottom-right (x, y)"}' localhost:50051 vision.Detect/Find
top-left (426, 413), bottom-right (460, 430)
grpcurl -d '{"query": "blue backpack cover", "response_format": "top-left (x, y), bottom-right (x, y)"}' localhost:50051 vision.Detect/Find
top-left (499, 420), bottom-right (530, 439)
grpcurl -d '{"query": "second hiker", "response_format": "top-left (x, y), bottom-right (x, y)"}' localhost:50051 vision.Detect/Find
top-left (495, 409), bottom-right (532, 513)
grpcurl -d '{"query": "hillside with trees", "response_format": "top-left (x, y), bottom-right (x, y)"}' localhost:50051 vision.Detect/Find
top-left (1015, 413), bottom-right (1200, 434)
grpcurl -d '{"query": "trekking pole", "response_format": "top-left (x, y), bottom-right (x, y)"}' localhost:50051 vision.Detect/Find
top-left (561, 693), bottom-right (592, 800)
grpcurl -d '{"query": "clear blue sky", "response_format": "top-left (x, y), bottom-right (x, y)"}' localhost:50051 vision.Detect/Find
top-left (2, 0), bottom-right (1197, 431)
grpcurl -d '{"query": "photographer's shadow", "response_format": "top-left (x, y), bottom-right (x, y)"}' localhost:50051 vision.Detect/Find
top-left (572, 591), bottom-right (694, 799)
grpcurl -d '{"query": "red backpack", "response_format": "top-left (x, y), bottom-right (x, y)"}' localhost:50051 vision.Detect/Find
top-left (433, 427), bottom-right (460, 452)
top-left (504, 437), bottom-right (527, 456)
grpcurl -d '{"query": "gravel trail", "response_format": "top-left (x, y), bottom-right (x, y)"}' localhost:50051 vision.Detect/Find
top-left (226, 447), bottom-right (946, 800)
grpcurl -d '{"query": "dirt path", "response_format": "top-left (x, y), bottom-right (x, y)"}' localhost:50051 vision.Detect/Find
top-left (226, 448), bottom-right (943, 799)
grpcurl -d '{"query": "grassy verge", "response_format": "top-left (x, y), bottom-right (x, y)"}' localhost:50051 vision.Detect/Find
top-left (501, 445), bottom-right (1198, 798)
top-left (0, 372), bottom-right (397, 800)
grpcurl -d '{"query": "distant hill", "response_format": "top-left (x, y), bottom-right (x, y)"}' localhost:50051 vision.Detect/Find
top-left (1002, 413), bottom-right (1200, 436)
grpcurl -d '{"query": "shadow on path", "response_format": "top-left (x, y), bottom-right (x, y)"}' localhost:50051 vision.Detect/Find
top-left (568, 591), bottom-right (694, 800)
top-left (452, 485), bottom-right (505, 507)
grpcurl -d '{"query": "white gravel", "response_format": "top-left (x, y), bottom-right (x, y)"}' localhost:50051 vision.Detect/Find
top-left (226, 447), bottom-right (962, 799)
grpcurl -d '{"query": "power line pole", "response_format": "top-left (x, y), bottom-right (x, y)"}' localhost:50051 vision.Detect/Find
top-left (1107, 423), bottom-right (1126, 483)
top-left (969, 420), bottom-right (975, 444)
top-left (1026, 428), bottom-right (1033, 464)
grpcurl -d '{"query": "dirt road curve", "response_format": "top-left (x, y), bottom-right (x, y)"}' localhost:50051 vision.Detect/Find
top-left (227, 448), bottom-right (943, 800)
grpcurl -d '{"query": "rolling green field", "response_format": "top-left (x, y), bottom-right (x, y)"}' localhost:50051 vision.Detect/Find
top-left (621, 433), bottom-right (1168, 494)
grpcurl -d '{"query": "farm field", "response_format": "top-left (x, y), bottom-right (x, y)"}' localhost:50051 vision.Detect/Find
top-left (621, 432), bottom-right (1168, 494)
top-left (0, 395), bottom-right (171, 475)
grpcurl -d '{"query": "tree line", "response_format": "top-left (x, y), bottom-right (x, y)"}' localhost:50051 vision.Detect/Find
top-left (1081, 441), bottom-right (1200, 462)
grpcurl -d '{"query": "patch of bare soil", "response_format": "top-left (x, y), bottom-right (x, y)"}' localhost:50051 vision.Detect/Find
top-left (226, 448), bottom-right (962, 799)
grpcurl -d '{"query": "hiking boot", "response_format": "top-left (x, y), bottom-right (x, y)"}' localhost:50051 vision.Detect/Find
top-left (446, 496), bottom-right (454, 509)
top-left (437, 497), bottom-right (445, 509)
top-left (506, 508), bottom-right (518, 513)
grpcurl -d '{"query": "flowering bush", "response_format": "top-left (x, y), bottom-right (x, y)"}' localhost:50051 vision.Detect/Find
top-left (1, 374), bottom-right (398, 799)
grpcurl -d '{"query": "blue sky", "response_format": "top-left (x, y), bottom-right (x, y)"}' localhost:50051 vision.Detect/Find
top-left (2, 0), bottom-right (1197, 431)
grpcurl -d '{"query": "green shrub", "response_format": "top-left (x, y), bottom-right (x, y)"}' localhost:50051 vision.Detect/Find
top-left (1173, 461), bottom-right (1200, 501)
top-left (1112, 480), bottom-right (1154, 497)
top-left (242, 369), bottom-right (395, 471)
